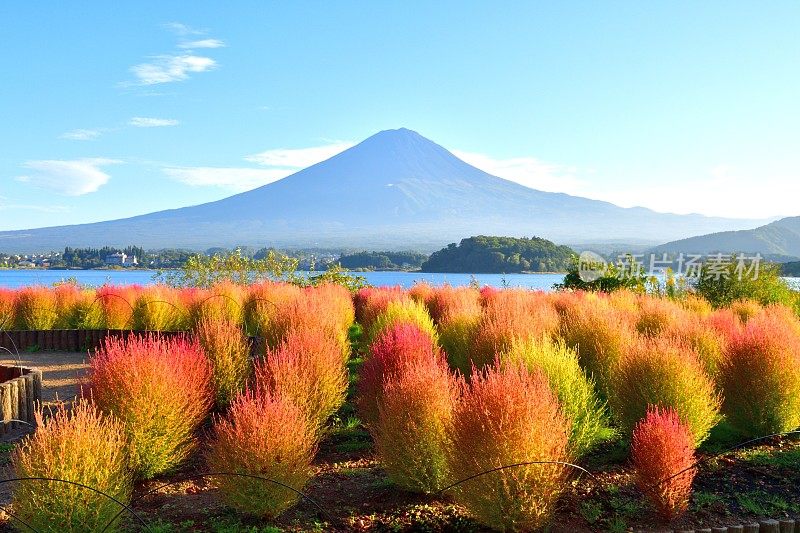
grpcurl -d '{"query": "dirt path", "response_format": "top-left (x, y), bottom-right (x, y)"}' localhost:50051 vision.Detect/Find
top-left (0, 350), bottom-right (89, 406)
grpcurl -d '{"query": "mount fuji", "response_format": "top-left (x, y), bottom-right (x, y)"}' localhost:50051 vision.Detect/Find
top-left (0, 129), bottom-right (765, 252)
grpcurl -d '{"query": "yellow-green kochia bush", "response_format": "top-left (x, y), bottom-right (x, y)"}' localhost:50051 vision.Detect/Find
top-left (12, 400), bottom-right (132, 533)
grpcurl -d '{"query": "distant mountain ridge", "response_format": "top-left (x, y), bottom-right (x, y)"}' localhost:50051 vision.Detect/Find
top-left (0, 128), bottom-right (769, 253)
top-left (652, 216), bottom-right (800, 260)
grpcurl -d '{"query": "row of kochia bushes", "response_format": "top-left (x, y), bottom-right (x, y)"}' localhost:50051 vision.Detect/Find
top-left (9, 282), bottom-right (800, 531)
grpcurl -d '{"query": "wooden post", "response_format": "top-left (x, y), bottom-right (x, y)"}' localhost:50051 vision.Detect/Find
top-left (744, 524), bottom-right (761, 533)
top-left (8, 380), bottom-right (19, 430)
top-left (0, 384), bottom-right (8, 436)
top-left (779, 520), bottom-right (795, 533)
top-left (728, 526), bottom-right (745, 533)
top-left (22, 373), bottom-right (34, 421)
top-left (712, 528), bottom-right (728, 533)
top-left (16, 377), bottom-right (27, 424)
top-left (761, 520), bottom-right (780, 533)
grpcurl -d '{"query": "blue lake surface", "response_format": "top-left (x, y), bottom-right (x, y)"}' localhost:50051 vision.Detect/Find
top-left (2, 269), bottom-right (798, 291)
top-left (0, 269), bottom-right (566, 290)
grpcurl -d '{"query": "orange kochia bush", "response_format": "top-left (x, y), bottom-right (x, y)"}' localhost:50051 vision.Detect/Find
top-left (631, 406), bottom-right (697, 521)
top-left (720, 308), bottom-right (800, 436)
top-left (206, 390), bottom-right (316, 518)
top-left (447, 362), bottom-right (570, 531)
top-left (194, 317), bottom-right (252, 410)
top-left (373, 355), bottom-right (457, 493)
top-left (254, 327), bottom-right (348, 434)
top-left (470, 289), bottom-right (560, 369)
top-left (86, 334), bottom-right (213, 478)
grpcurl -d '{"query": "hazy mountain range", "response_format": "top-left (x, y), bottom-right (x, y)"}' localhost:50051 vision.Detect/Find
top-left (0, 128), bottom-right (771, 253)
top-left (652, 216), bottom-right (800, 261)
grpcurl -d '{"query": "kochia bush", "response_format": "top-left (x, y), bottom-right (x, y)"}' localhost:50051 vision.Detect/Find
top-left (254, 327), bottom-right (348, 434)
top-left (13, 286), bottom-right (57, 330)
top-left (12, 400), bottom-right (132, 533)
top-left (558, 300), bottom-right (636, 398)
top-left (447, 362), bottom-right (570, 531)
top-left (130, 285), bottom-right (188, 331)
top-left (188, 280), bottom-right (246, 327)
top-left (720, 310), bottom-right (800, 436)
top-left (425, 285), bottom-right (481, 326)
top-left (194, 317), bottom-right (252, 410)
top-left (631, 406), bottom-right (697, 521)
top-left (243, 281), bottom-right (301, 337)
top-left (0, 288), bottom-right (16, 329)
top-left (353, 286), bottom-right (410, 331)
top-left (610, 337), bottom-right (721, 446)
top-left (82, 285), bottom-right (141, 329)
top-left (87, 334), bottom-right (213, 478)
top-left (206, 391), bottom-right (316, 518)
top-left (366, 299), bottom-right (437, 345)
top-left (374, 358), bottom-right (456, 493)
top-left (502, 338), bottom-right (613, 457)
top-left (470, 289), bottom-right (560, 369)
top-left (358, 322), bottom-right (442, 427)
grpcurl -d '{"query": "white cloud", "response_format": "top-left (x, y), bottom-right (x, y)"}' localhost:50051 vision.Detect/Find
top-left (130, 54), bottom-right (216, 85)
top-left (60, 128), bottom-right (103, 141)
top-left (178, 39), bottom-right (225, 49)
top-left (164, 22), bottom-right (203, 36)
top-left (163, 167), bottom-right (293, 191)
top-left (451, 149), bottom-right (585, 195)
top-left (129, 117), bottom-right (180, 127)
top-left (15, 158), bottom-right (122, 196)
top-left (245, 142), bottom-right (354, 168)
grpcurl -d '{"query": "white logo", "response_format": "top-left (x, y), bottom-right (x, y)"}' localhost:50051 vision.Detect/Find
top-left (578, 251), bottom-right (608, 282)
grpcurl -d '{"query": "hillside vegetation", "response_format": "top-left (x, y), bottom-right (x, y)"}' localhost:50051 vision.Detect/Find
top-left (420, 235), bottom-right (574, 273)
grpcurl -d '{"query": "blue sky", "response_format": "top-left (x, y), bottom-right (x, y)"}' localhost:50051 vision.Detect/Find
top-left (1, 1), bottom-right (798, 231)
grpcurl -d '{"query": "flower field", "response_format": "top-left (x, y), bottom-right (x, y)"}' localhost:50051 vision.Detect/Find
top-left (0, 282), bottom-right (799, 531)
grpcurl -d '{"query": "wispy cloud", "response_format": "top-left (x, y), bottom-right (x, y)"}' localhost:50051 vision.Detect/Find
top-left (451, 149), bottom-right (585, 195)
top-left (245, 142), bottom-right (354, 168)
top-left (130, 54), bottom-right (216, 85)
top-left (60, 128), bottom-right (103, 141)
top-left (164, 22), bottom-right (203, 36)
top-left (178, 39), bottom-right (225, 49)
top-left (15, 158), bottom-right (122, 196)
top-left (129, 117), bottom-right (180, 127)
top-left (163, 167), bottom-right (290, 192)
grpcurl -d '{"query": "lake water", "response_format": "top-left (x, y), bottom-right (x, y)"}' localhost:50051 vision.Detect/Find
top-left (0, 269), bottom-right (566, 290)
top-left (2, 269), bottom-right (798, 292)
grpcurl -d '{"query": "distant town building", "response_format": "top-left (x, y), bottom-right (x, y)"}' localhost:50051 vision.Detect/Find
top-left (104, 252), bottom-right (138, 267)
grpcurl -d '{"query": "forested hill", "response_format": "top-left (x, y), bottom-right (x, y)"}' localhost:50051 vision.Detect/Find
top-left (420, 236), bottom-right (575, 273)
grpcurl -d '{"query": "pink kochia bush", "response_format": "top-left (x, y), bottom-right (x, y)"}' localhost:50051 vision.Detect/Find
top-left (631, 406), bottom-right (697, 521)
top-left (447, 362), bottom-right (570, 531)
top-left (254, 327), bottom-right (348, 434)
top-left (86, 334), bottom-right (213, 479)
top-left (373, 347), bottom-right (457, 493)
top-left (357, 322), bottom-right (442, 427)
top-left (353, 286), bottom-right (410, 332)
top-left (206, 391), bottom-right (316, 518)
top-left (720, 309), bottom-right (800, 436)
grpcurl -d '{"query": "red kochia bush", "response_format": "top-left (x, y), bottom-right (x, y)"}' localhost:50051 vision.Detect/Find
top-left (631, 406), bottom-right (697, 521)
top-left (358, 322), bottom-right (442, 427)
top-left (720, 309), bottom-right (800, 436)
top-left (206, 391), bottom-right (316, 518)
top-left (87, 334), bottom-right (213, 478)
top-left (448, 362), bottom-right (570, 531)
top-left (254, 327), bottom-right (348, 434)
top-left (470, 289), bottom-right (560, 369)
top-left (374, 357), bottom-right (456, 493)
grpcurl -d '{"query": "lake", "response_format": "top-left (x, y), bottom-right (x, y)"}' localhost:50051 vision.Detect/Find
top-left (0, 269), bottom-right (566, 290)
top-left (2, 269), bottom-right (798, 292)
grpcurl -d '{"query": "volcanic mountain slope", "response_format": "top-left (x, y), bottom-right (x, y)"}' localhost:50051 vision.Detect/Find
top-left (652, 216), bottom-right (800, 260)
top-left (0, 128), bottom-right (767, 252)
